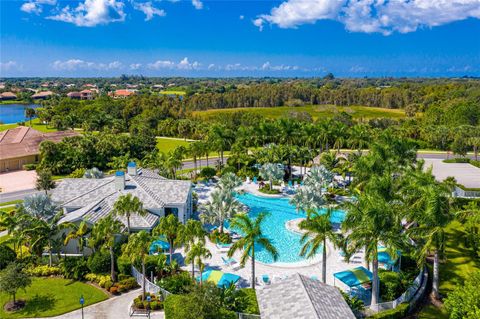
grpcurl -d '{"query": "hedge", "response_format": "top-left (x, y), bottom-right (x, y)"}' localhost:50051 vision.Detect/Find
top-left (164, 294), bottom-right (236, 319)
top-left (369, 303), bottom-right (409, 319)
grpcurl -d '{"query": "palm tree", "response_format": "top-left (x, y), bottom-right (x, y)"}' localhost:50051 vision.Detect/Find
top-left (178, 220), bottom-right (206, 279)
top-left (259, 163), bottom-right (284, 190)
top-left (227, 212), bottom-right (278, 289)
top-left (184, 241), bottom-right (211, 284)
top-left (153, 214), bottom-right (183, 264)
top-left (217, 172), bottom-right (242, 193)
top-left (200, 189), bottom-right (244, 233)
top-left (342, 192), bottom-right (403, 306)
top-left (407, 184), bottom-right (451, 300)
top-left (112, 194), bottom-right (146, 234)
top-left (299, 208), bottom-right (340, 283)
top-left (25, 107), bottom-right (36, 127)
top-left (21, 193), bottom-right (58, 221)
top-left (63, 221), bottom-right (90, 254)
top-left (91, 215), bottom-right (124, 281)
top-left (122, 231), bottom-right (152, 301)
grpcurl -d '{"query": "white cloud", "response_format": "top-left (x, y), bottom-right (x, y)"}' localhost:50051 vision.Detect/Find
top-left (52, 59), bottom-right (123, 71)
top-left (192, 0), bottom-right (203, 10)
top-left (133, 1), bottom-right (166, 21)
top-left (0, 61), bottom-right (21, 71)
top-left (261, 61), bottom-right (299, 71)
top-left (130, 63), bottom-right (142, 70)
top-left (148, 57), bottom-right (201, 70)
top-left (20, 0), bottom-right (56, 14)
top-left (47, 0), bottom-right (126, 27)
top-left (255, 0), bottom-right (480, 35)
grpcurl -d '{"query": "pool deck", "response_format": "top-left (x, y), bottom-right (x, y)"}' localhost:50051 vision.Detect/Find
top-left (190, 181), bottom-right (366, 289)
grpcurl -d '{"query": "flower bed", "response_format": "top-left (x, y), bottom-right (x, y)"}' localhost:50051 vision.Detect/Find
top-left (133, 292), bottom-right (163, 311)
top-left (84, 273), bottom-right (139, 295)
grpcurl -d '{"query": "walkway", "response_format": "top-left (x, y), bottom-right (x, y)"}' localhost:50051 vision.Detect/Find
top-left (34, 289), bottom-right (164, 319)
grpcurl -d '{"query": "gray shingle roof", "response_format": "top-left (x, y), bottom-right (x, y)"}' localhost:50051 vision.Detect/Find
top-left (53, 169), bottom-right (190, 230)
top-left (257, 273), bottom-right (356, 319)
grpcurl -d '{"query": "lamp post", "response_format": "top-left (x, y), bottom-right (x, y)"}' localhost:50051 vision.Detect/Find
top-left (146, 295), bottom-right (151, 317)
top-left (79, 295), bottom-right (85, 319)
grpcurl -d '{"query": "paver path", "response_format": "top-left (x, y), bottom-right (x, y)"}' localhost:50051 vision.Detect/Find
top-left (34, 289), bottom-right (164, 319)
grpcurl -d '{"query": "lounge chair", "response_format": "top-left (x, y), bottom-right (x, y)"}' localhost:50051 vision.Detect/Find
top-left (221, 256), bottom-right (239, 269)
top-left (216, 242), bottom-right (232, 253)
top-left (261, 274), bottom-right (271, 285)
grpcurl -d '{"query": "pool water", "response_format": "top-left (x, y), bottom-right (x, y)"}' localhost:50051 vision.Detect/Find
top-left (234, 193), bottom-right (346, 264)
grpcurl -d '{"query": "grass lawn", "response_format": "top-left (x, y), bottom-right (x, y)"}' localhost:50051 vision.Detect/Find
top-left (417, 220), bottom-right (480, 318)
top-left (191, 105), bottom-right (407, 121)
top-left (156, 137), bottom-right (191, 153)
top-left (0, 118), bottom-right (57, 133)
top-left (0, 277), bottom-right (108, 318)
top-left (159, 90), bottom-right (186, 96)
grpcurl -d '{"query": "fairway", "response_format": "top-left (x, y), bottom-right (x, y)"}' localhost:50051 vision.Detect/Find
top-left (0, 277), bottom-right (108, 318)
top-left (156, 137), bottom-right (191, 153)
top-left (191, 105), bottom-right (407, 120)
top-left (0, 118), bottom-right (57, 133)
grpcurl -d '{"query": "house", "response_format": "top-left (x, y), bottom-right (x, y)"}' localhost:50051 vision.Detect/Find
top-left (31, 91), bottom-right (54, 99)
top-left (80, 89), bottom-right (94, 100)
top-left (67, 92), bottom-right (82, 99)
top-left (51, 163), bottom-right (193, 253)
top-left (256, 273), bottom-right (356, 319)
top-left (0, 126), bottom-right (78, 172)
top-left (0, 92), bottom-right (17, 100)
top-left (109, 89), bottom-right (136, 99)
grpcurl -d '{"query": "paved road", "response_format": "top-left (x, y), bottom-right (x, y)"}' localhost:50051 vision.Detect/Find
top-left (181, 156), bottom-right (226, 169)
top-left (34, 289), bottom-right (164, 319)
top-left (0, 188), bottom-right (40, 203)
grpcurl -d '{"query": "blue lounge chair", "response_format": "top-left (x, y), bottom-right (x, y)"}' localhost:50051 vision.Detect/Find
top-left (262, 274), bottom-right (271, 285)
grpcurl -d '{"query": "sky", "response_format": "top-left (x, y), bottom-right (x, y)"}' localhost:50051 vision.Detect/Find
top-left (1, 0), bottom-right (480, 77)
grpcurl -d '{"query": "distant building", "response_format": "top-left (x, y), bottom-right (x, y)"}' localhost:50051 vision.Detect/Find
top-left (31, 91), bottom-right (54, 99)
top-left (0, 92), bottom-right (17, 100)
top-left (153, 84), bottom-right (165, 89)
top-left (0, 126), bottom-right (78, 172)
top-left (67, 92), bottom-right (82, 99)
top-left (109, 89), bottom-right (136, 99)
top-left (256, 273), bottom-right (356, 319)
top-left (80, 89), bottom-right (94, 100)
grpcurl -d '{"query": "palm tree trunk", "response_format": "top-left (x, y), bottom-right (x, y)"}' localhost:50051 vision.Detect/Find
top-left (169, 240), bottom-right (173, 264)
top-left (49, 248), bottom-right (53, 267)
top-left (322, 238), bottom-right (327, 283)
top-left (251, 249), bottom-right (256, 289)
top-left (371, 256), bottom-right (379, 306)
top-left (365, 245), bottom-right (370, 270)
top-left (142, 261), bottom-right (146, 301)
top-left (110, 246), bottom-right (116, 282)
top-left (127, 216), bottom-right (131, 234)
top-left (191, 261), bottom-right (195, 280)
top-left (194, 157), bottom-right (197, 178)
top-left (269, 180), bottom-right (273, 190)
top-left (432, 249), bottom-right (440, 299)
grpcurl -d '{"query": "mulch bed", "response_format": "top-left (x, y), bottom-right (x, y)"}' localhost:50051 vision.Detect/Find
top-left (4, 300), bottom-right (26, 312)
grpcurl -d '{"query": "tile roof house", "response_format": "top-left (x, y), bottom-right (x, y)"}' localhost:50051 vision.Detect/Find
top-left (0, 126), bottom-right (78, 172)
top-left (0, 92), bottom-right (17, 100)
top-left (52, 163), bottom-right (193, 235)
top-left (109, 89), bottom-right (136, 99)
top-left (256, 273), bottom-right (356, 319)
top-left (31, 91), bottom-right (54, 99)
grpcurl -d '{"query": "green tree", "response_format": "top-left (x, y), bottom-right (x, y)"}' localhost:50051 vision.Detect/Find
top-left (63, 221), bottom-right (90, 254)
top-left (200, 188), bottom-right (244, 233)
top-left (178, 220), bottom-right (206, 279)
top-left (184, 241), bottom-right (212, 285)
top-left (122, 231), bottom-right (152, 300)
top-left (90, 215), bottom-right (124, 281)
top-left (0, 262), bottom-right (32, 305)
top-left (227, 212), bottom-right (278, 289)
top-left (153, 214), bottom-right (183, 264)
top-left (444, 271), bottom-right (480, 319)
top-left (25, 107), bottom-right (36, 127)
top-left (259, 163), bottom-right (284, 190)
top-left (299, 208), bottom-right (340, 283)
top-left (112, 194), bottom-right (146, 234)
top-left (35, 169), bottom-right (55, 195)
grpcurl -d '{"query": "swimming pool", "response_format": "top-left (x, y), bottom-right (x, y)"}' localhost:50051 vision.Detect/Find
top-left (233, 193), bottom-right (346, 264)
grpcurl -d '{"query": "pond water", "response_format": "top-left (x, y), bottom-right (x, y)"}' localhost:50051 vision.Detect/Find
top-left (0, 104), bottom-right (40, 124)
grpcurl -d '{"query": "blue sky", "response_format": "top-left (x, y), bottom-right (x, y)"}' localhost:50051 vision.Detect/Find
top-left (1, 0), bottom-right (480, 77)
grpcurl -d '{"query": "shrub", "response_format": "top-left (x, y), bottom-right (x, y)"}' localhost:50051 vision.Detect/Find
top-left (104, 280), bottom-right (113, 291)
top-left (117, 284), bottom-right (126, 292)
top-left (134, 297), bottom-right (144, 309)
top-left (68, 168), bottom-right (86, 178)
top-left (200, 167), bottom-right (216, 179)
top-left (109, 286), bottom-right (119, 295)
top-left (150, 300), bottom-right (163, 310)
top-left (61, 257), bottom-right (89, 280)
top-left (0, 244), bottom-right (16, 270)
top-left (369, 303), bottom-right (409, 319)
top-left (232, 288), bottom-right (260, 314)
top-left (118, 273), bottom-right (129, 281)
top-left (85, 273), bottom-right (110, 284)
top-left (210, 229), bottom-right (232, 244)
top-left (23, 163), bottom-right (37, 171)
top-left (444, 271), bottom-right (480, 319)
top-left (220, 166), bottom-right (236, 176)
top-left (158, 272), bottom-right (194, 295)
top-left (117, 255), bottom-right (132, 275)
top-left (87, 251), bottom-right (111, 274)
top-left (378, 270), bottom-right (404, 301)
top-left (25, 265), bottom-right (61, 277)
top-left (119, 277), bottom-right (139, 290)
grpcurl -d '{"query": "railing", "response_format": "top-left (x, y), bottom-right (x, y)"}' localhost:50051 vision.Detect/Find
top-left (368, 267), bottom-right (426, 313)
top-left (237, 313), bottom-right (261, 319)
top-left (454, 186), bottom-right (480, 198)
top-left (131, 266), bottom-right (171, 300)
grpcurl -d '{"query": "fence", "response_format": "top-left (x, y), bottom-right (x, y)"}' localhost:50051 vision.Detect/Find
top-left (237, 313), bottom-right (261, 319)
top-left (454, 186), bottom-right (480, 198)
top-left (131, 265), bottom-right (171, 300)
top-left (368, 267), bottom-right (426, 313)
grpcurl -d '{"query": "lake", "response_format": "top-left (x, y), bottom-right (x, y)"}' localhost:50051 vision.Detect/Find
top-left (0, 104), bottom-right (40, 124)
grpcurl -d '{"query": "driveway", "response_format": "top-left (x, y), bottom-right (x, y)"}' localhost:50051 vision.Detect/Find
top-left (36, 289), bottom-right (164, 319)
top-left (0, 170), bottom-right (37, 193)
top-left (423, 158), bottom-right (480, 188)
